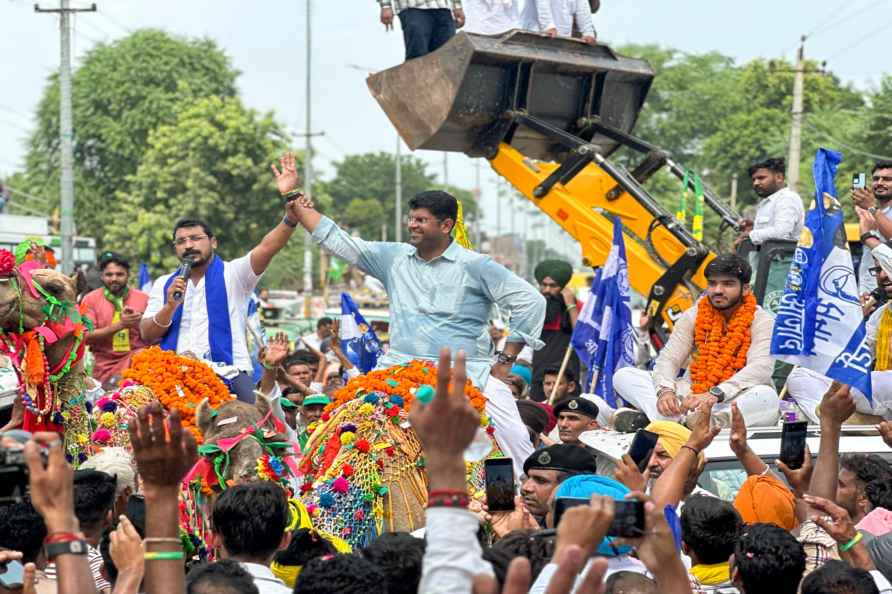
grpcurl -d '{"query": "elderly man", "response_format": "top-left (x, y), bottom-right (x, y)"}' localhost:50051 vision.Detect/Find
top-left (531, 259), bottom-right (580, 401)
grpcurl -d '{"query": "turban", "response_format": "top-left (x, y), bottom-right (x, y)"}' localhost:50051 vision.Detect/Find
top-left (733, 474), bottom-right (795, 531)
top-left (555, 475), bottom-right (632, 557)
top-left (516, 400), bottom-right (549, 435)
top-left (645, 420), bottom-right (705, 466)
top-left (534, 259), bottom-right (573, 288)
top-left (510, 364), bottom-right (532, 386)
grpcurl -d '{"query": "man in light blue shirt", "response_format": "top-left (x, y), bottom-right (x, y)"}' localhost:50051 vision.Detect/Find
top-left (272, 154), bottom-right (545, 387)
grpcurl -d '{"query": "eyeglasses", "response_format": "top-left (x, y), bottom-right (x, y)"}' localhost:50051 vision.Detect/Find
top-left (407, 216), bottom-right (431, 226)
top-left (173, 234), bottom-right (208, 247)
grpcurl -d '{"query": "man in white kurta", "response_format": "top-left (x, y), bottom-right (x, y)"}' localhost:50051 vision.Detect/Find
top-left (463, 0), bottom-right (520, 34)
top-left (521, 0), bottom-right (595, 41)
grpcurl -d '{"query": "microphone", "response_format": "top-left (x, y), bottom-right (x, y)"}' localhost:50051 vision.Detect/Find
top-left (173, 256), bottom-right (195, 301)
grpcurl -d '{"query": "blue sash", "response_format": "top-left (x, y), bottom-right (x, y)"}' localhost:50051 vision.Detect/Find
top-left (160, 255), bottom-right (233, 365)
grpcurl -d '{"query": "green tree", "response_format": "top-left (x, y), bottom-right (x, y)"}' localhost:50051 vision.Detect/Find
top-left (19, 29), bottom-right (239, 242)
top-left (105, 95), bottom-right (289, 275)
top-left (862, 75), bottom-right (892, 160)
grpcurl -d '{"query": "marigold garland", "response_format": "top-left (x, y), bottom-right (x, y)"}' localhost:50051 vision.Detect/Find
top-left (689, 293), bottom-right (757, 393)
top-left (328, 359), bottom-right (487, 415)
top-left (122, 347), bottom-right (233, 442)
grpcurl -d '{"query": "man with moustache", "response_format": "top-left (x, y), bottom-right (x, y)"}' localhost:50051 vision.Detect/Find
top-left (734, 157), bottom-right (805, 250)
top-left (530, 260), bottom-right (580, 402)
top-left (83, 252), bottom-right (149, 386)
top-left (853, 161), bottom-right (892, 295)
top-left (140, 209), bottom-right (298, 402)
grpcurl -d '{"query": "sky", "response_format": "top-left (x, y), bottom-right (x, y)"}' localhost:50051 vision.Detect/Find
top-left (1, 0), bottom-right (890, 262)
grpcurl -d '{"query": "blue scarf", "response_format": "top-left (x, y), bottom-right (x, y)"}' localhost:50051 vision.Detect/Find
top-left (161, 255), bottom-right (234, 365)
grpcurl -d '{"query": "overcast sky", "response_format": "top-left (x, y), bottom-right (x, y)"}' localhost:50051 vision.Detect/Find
top-left (1, 0), bottom-right (889, 257)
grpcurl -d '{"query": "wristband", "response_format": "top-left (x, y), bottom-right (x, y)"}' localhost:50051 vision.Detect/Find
top-left (681, 444), bottom-right (700, 456)
top-left (45, 539), bottom-right (87, 560)
top-left (565, 303), bottom-right (577, 311)
top-left (839, 532), bottom-right (863, 552)
top-left (44, 532), bottom-right (82, 545)
top-left (282, 189), bottom-right (304, 200)
top-left (143, 537), bottom-right (183, 546)
top-left (282, 216), bottom-right (298, 228)
top-left (144, 551), bottom-right (185, 561)
top-left (428, 489), bottom-right (470, 509)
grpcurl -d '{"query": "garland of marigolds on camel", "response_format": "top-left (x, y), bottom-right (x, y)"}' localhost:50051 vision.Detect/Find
top-left (689, 293), bottom-right (757, 393)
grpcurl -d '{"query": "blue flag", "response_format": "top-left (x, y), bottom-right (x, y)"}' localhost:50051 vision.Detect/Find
top-left (770, 148), bottom-right (872, 401)
top-left (340, 293), bottom-right (383, 373)
top-left (570, 217), bottom-right (636, 406)
top-left (137, 263), bottom-right (152, 293)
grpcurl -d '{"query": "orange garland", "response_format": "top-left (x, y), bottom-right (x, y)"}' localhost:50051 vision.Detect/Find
top-left (689, 293), bottom-right (757, 394)
top-left (122, 347), bottom-right (234, 442)
top-left (328, 359), bottom-right (487, 414)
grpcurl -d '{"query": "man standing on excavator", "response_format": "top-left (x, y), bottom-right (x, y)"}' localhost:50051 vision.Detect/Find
top-left (270, 152), bottom-right (546, 390)
top-left (734, 157), bottom-right (805, 249)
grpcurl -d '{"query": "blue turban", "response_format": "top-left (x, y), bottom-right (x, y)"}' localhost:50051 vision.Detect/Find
top-left (510, 364), bottom-right (532, 386)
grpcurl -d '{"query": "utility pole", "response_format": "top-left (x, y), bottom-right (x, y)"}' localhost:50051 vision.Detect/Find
top-left (36, 0), bottom-right (96, 274)
top-left (730, 173), bottom-right (738, 210)
top-left (787, 36), bottom-right (806, 192)
top-left (442, 153), bottom-right (449, 186)
top-left (395, 135), bottom-right (402, 242)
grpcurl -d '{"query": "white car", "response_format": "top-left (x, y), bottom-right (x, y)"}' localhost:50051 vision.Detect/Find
top-left (582, 424), bottom-right (891, 501)
top-left (0, 362), bottom-right (19, 416)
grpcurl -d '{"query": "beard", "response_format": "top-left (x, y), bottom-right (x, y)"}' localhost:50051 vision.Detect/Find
top-left (708, 292), bottom-right (742, 311)
top-left (544, 294), bottom-right (565, 322)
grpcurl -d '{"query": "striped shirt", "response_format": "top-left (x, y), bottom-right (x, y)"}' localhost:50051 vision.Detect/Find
top-left (379, 0), bottom-right (462, 11)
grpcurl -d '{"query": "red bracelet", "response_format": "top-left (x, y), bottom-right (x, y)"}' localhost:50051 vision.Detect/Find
top-left (44, 532), bottom-right (81, 545)
top-left (428, 489), bottom-right (468, 497)
top-left (428, 489), bottom-right (470, 509)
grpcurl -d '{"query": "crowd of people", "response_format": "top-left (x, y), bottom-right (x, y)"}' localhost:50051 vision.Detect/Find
top-left (1, 152), bottom-right (892, 594)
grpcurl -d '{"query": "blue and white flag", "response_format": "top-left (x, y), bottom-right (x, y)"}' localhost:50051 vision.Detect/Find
top-left (770, 148), bottom-right (872, 401)
top-left (570, 217), bottom-right (636, 406)
top-left (340, 292), bottom-right (383, 373)
top-left (137, 263), bottom-right (152, 293)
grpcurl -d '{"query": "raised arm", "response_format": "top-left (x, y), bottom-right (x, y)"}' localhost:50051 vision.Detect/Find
top-left (808, 382), bottom-right (855, 501)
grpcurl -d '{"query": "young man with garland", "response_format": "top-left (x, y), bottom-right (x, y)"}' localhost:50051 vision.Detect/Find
top-left (82, 252), bottom-right (149, 387)
top-left (609, 254), bottom-right (780, 428)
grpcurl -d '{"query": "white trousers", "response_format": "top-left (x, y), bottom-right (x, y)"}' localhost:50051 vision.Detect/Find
top-left (595, 367), bottom-right (780, 427)
top-left (786, 367), bottom-right (892, 424)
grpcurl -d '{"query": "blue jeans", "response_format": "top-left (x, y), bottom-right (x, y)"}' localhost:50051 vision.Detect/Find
top-left (398, 8), bottom-right (456, 61)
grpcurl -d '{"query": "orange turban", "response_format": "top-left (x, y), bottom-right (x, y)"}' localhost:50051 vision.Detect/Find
top-left (733, 473), bottom-right (796, 531)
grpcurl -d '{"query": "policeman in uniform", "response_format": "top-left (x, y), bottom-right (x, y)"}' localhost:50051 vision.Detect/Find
top-left (520, 444), bottom-right (599, 526)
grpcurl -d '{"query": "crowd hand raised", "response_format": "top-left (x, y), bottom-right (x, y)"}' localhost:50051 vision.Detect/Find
top-left (687, 400), bottom-right (721, 452)
top-left (878, 421), bottom-right (892, 449)
top-left (614, 454), bottom-right (648, 492)
top-left (24, 432), bottom-right (78, 532)
top-left (555, 495), bottom-right (614, 559)
top-left (776, 445), bottom-right (813, 497)
top-left (408, 348), bottom-right (479, 489)
top-left (263, 332), bottom-right (290, 367)
top-left (128, 402), bottom-right (198, 494)
top-left (853, 188), bottom-right (877, 211)
top-left (820, 381), bottom-right (855, 427)
top-left (271, 152), bottom-right (301, 195)
top-left (804, 494), bottom-right (858, 544)
top-left (728, 402), bottom-right (748, 456)
top-left (472, 546), bottom-right (609, 594)
top-left (109, 515), bottom-right (145, 581)
top-left (656, 390), bottom-right (681, 417)
top-left (856, 206), bottom-right (879, 235)
top-left (614, 492), bottom-right (684, 581)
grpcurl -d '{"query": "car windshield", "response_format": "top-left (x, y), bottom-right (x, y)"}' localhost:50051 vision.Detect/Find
top-left (699, 452), bottom-right (892, 501)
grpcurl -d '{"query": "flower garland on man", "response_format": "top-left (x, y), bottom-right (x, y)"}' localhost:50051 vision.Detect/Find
top-left (596, 254), bottom-right (780, 428)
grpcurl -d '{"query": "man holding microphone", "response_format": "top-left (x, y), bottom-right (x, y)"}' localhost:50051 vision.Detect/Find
top-left (140, 204), bottom-right (299, 401)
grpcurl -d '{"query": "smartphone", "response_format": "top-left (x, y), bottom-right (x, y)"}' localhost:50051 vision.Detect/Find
top-left (779, 421), bottom-right (808, 470)
top-left (627, 429), bottom-right (659, 473)
top-left (607, 500), bottom-right (646, 537)
top-left (0, 560), bottom-right (24, 589)
top-left (553, 497), bottom-right (589, 526)
top-left (484, 458), bottom-right (516, 512)
top-left (854, 173), bottom-right (867, 190)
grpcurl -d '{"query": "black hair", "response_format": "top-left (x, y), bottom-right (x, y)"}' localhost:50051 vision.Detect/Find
top-left (211, 482), bottom-right (287, 559)
top-left (681, 494), bottom-right (742, 564)
top-left (0, 499), bottom-right (47, 564)
top-left (285, 351), bottom-right (320, 369)
top-left (748, 157), bottom-right (786, 178)
top-left (801, 560), bottom-right (879, 594)
top-left (172, 218), bottom-right (214, 242)
top-left (483, 530), bottom-right (555, 590)
top-left (185, 559), bottom-right (260, 594)
top-left (317, 317), bottom-right (333, 329)
top-left (99, 495), bottom-right (146, 583)
top-left (542, 366), bottom-right (577, 384)
top-left (294, 553), bottom-right (388, 594)
top-left (704, 253), bottom-right (752, 285)
top-left (73, 469), bottom-right (117, 529)
top-left (866, 478), bottom-right (892, 510)
top-left (840, 454), bottom-right (892, 493)
top-left (604, 571), bottom-right (658, 594)
top-left (98, 251), bottom-right (131, 271)
top-left (359, 532), bottom-right (425, 594)
top-left (408, 190), bottom-right (458, 230)
top-left (733, 523), bottom-right (805, 594)
top-left (273, 528), bottom-right (338, 567)
top-left (872, 161), bottom-right (892, 174)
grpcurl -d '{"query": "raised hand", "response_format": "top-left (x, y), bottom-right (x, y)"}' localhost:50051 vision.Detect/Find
top-left (729, 402), bottom-right (748, 456)
top-left (263, 332), bottom-right (291, 367)
top-left (555, 495), bottom-right (614, 559)
top-left (110, 515), bottom-right (145, 586)
top-left (853, 188), bottom-right (877, 211)
top-left (776, 445), bottom-right (813, 497)
top-left (820, 381), bottom-right (855, 427)
top-left (614, 454), bottom-right (648, 492)
top-left (24, 432), bottom-right (77, 533)
top-left (687, 400), bottom-right (721, 452)
top-left (271, 152), bottom-right (301, 195)
top-left (804, 494), bottom-right (858, 545)
top-left (128, 403), bottom-right (198, 494)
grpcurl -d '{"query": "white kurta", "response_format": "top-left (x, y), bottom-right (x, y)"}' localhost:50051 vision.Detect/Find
top-left (463, 0), bottom-right (521, 34)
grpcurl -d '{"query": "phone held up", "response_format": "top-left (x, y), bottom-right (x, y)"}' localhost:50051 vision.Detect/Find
top-left (484, 457), bottom-right (516, 512)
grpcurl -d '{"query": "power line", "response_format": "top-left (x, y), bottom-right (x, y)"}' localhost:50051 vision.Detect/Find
top-left (825, 14), bottom-right (892, 62)
top-left (803, 119), bottom-right (892, 161)
top-left (808, 0), bottom-right (888, 38)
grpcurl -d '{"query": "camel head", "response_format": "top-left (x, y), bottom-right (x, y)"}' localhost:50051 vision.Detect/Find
top-left (0, 264), bottom-right (78, 332)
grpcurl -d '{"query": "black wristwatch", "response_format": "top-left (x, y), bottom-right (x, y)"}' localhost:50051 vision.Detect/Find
top-left (282, 215), bottom-right (298, 228)
top-left (708, 386), bottom-right (726, 403)
top-left (45, 539), bottom-right (88, 560)
top-left (496, 351), bottom-right (517, 366)
top-left (861, 231), bottom-right (883, 244)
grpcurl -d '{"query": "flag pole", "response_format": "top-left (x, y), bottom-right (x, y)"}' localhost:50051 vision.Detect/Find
top-left (548, 345), bottom-right (574, 405)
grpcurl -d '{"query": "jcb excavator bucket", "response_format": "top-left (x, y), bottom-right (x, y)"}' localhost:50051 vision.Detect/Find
top-left (367, 31), bottom-right (655, 162)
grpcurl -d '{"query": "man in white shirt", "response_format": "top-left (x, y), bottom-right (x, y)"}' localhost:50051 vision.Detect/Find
top-left (141, 209), bottom-right (298, 402)
top-left (521, 0), bottom-right (596, 43)
top-left (463, 0), bottom-right (520, 35)
top-left (735, 157), bottom-right (805, 248)
top-left (853, 161), bottom-right (892, 295)
top-left (301, 317), bottom-right (333, 352)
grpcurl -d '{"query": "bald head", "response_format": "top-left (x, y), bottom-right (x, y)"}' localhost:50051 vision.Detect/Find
top-left (605, 571), bottom-right (657, 594)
